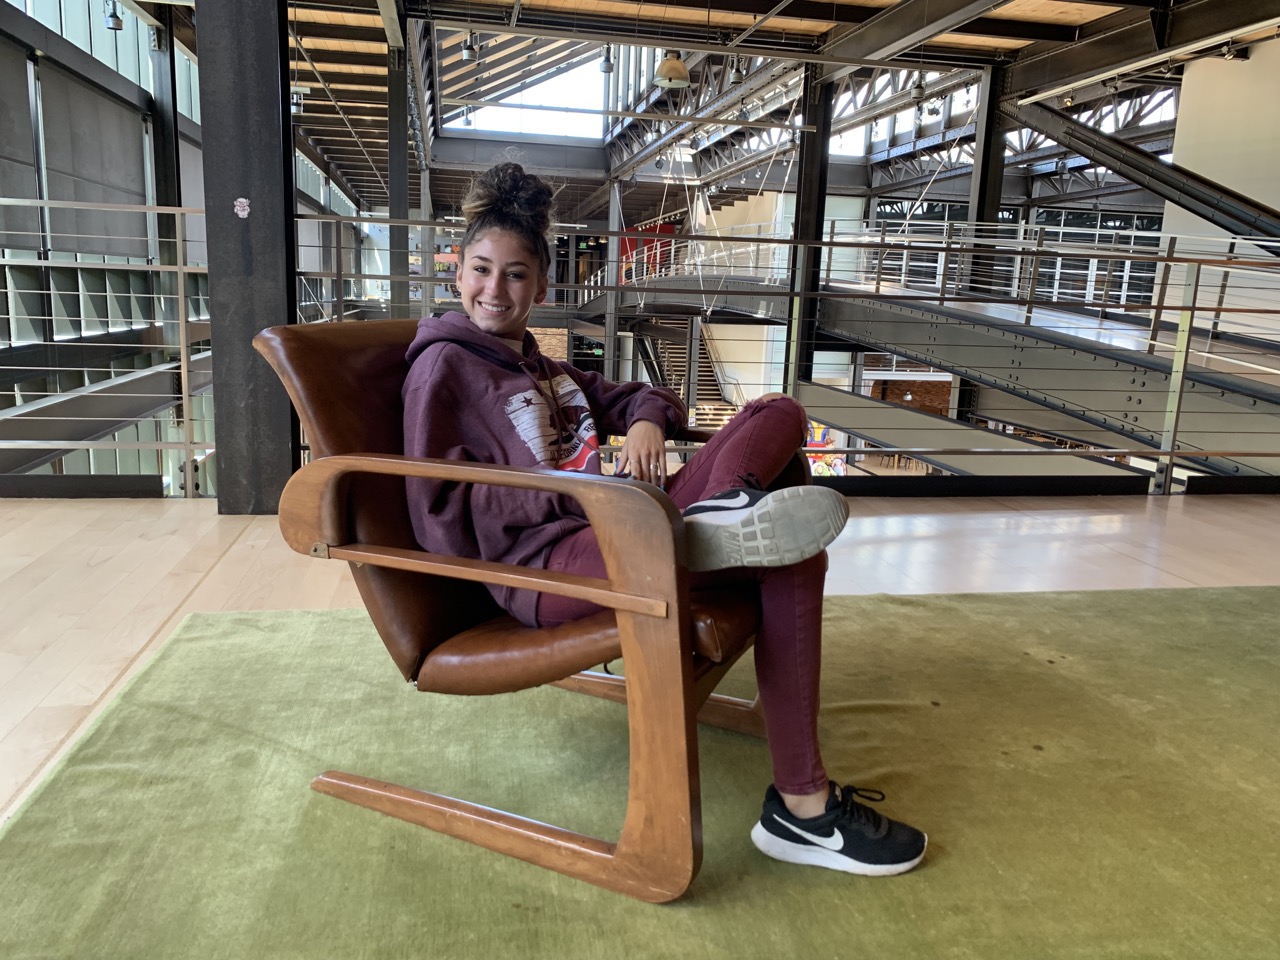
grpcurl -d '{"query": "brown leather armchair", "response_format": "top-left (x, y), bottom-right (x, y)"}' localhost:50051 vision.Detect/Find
top-left (253, 319), bottom-right (807, 902)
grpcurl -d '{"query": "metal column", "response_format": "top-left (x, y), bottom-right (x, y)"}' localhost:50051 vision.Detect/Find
top-left (197, 0), bottom-right (298, 514)
top-left (784, 63), bottom-right (833, 394)
top-left (604, 181), bottom-right (622, 381)
top-left (388, 44), bottom-right (410, 318)
top-left (967, 63), bottom-right (1006, 293)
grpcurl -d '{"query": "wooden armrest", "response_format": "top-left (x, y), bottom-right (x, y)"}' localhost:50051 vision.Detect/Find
top-left (279, 453), bottom-right (686, 619)
top-left (674, 426), bottom-right (716, 444)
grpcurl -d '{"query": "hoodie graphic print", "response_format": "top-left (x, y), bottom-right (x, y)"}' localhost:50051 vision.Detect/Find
top-left (507, 373), bottom-right (600, 473)
top-left (402, 311), bottom-right (685, 626)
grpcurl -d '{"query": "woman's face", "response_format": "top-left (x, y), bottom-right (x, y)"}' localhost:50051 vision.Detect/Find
top-left (458, 229), bottom-right (547, 340)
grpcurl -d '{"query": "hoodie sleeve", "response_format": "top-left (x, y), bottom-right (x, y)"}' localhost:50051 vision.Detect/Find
top-left (562, 366), bottom-right (687, 437)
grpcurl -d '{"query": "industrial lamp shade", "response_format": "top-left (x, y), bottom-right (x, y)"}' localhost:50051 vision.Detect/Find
top-left (654, 50), bottom-right (691, 89)
top-left (600, 46), bottom-right (614, 74)
top-left (461, 32), bottom-right (479, 62)
top-left (104, 0), bottom-right (123, 30)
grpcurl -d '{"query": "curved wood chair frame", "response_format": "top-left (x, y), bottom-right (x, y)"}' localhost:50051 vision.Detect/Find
top-left (259, 319), bottom-right (777, 903)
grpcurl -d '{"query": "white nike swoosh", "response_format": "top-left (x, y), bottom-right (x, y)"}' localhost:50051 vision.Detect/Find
top-left (772, 815), bottom-right (845, 851)
top-left (709, 491), bottom-right (754, 509)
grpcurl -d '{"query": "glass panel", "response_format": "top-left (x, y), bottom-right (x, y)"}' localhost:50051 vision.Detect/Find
top-left (64, 0), bottom-right (92, 53)
top-left (32, 0), bottom-right (61, 31)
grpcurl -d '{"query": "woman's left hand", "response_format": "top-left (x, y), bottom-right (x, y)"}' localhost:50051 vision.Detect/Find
top-left (617, 420), bottom-right (668, 486)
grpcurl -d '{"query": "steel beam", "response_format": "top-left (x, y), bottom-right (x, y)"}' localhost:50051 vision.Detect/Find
top-left (1004, 99), bottom-right (1280, 243)
top-left (821, 0), bottom-right (1008, 82)
top-left (1009, 0), bottom-right (1280, 101)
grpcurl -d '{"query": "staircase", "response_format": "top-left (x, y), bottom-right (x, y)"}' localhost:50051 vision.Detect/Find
top-left (641, 319), bottom-right (739, 428)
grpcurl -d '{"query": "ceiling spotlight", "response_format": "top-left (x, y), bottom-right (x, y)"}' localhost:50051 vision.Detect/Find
top-left (1061, 92), bottom-right (1074, 108)
top-left (1055, 159), bottom-right (1069, 175)
top-left (910, 75), bottom-right (927, 103)
top-left (104, 0), bottom-right (123, 31)
top-left (462, 107), bottom-right (472, 127)
top-left (728, 56), bottom-right (744, 85)
top-left (654, 50), bottom-right (691, 89)
top-left (1222, 44), bottom-right (1236, 60)
top-left (600, 45), bottom-right (614, 75)
top-left (461, 31), bottom-right (479, 63)
top-left (654, 156), bottom-right (665, 170)
top-left (290, 91), bottom-right (304, 115)
top-left (737, 102), bottom-right (750, 121)
top-left (903, 390), bottom-right (913, 402)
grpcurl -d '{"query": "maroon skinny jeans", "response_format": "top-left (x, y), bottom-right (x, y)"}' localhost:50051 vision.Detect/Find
top-left (535, 395), bottom-right (829, 796)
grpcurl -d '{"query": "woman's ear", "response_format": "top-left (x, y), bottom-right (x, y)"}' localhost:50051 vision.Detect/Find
top-left (535, 276), bottom-right (548, 304)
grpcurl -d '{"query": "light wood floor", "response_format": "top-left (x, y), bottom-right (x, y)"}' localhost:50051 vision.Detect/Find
top-left (3, 494), bottom-right (1278, 822)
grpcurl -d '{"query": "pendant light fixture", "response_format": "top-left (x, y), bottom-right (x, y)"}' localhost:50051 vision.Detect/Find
top-left (728, 56), bottom-right (744, 85)
top-left (653, 50), bottom-right (690, 89)
top-left (600, 45), bottom-right (614, 74)
top-left (104, 0), bottom-right (123, 31)
top-left (461, 31), bottom-right (479, 63)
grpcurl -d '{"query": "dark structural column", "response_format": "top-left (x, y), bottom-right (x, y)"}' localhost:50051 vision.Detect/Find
top-left (147, 8), bottom-right (181, 340)
top-left (197, 0), bottom-right (297, 514)
top-left (967, 63), bottom-right (1006, 225)
top-left (967, 62), bottom-right (1006, 294)
top-left (604, 180), bottom-right (622, 381)
top-left (785, 63), bottom-right (833, 393)
top-left (387, 43), bottom-right (410, 318)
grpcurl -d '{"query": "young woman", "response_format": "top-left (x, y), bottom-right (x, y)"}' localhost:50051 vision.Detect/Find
top-left (403, 162), bottom-right (926, 877)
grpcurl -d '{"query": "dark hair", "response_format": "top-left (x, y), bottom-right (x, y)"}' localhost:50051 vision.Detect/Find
top-left (460, 162), bottom-right (555, 275)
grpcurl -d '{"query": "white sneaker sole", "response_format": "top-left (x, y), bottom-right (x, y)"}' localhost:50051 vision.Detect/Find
top-left (750, 821), bottom-right (927, 877)
top-left (683, 486), bottom-right (848, 572)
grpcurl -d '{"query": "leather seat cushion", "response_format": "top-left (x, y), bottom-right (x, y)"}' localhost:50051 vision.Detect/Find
top-left (417, 586), bottom-right (760, 695)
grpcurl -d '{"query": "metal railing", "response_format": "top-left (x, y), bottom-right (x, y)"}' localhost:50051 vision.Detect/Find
top-left (4, 200), bottom-right (1279, 496)
top-left (0, 198), bottom-right (213, 497)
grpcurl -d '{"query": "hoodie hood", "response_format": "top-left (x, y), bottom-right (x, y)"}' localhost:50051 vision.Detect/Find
top-left (406, 311), bottom-right (538, 370)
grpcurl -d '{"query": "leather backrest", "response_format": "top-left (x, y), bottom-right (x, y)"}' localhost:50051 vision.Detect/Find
top-left (254, 320), bottom-right (502, 680)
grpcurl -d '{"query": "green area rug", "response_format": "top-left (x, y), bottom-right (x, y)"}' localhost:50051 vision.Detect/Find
top-left (3, 588), bottom-right (1279, 959)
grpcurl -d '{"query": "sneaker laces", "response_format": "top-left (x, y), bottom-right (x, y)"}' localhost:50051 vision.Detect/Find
top-left (833, 784), bottom-right (889, 836)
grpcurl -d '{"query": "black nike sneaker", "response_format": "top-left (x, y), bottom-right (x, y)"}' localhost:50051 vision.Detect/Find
top-left (750, 782), bottom-right (927, 876)
top-left (681, 486), bottom-right (848, 572)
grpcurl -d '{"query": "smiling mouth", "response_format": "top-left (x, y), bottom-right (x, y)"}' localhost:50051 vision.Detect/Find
top-left (478, 302), bottom-right (510, 313)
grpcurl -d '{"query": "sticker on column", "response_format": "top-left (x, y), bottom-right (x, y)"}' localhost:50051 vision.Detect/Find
top-left (233, 198), bottom-right (251, 219)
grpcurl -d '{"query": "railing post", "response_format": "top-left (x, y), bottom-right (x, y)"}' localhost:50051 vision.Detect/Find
top-left (1146, 236), bottom-right (1177, 354)
top-left (175, 213), bottom-right (197, 498)
top-left (825, 218), bottom-right (836, 285)
top-left (874, 222), bottom-right (887, 293)
top-left (1209, 239), bottom-right (1237, 341)
top-left (1096, 254), bottom-right (1116, 319)
top-left (1151, 262), bottom-right (1200, 496)
top-left (938, 222), bottom-right (954, 304)
top-left (335, 217), bottom-right (345, 322)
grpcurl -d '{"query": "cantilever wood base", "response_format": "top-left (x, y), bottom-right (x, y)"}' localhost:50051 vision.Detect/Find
top-left (311, 770), bottom-right (696, 903)
top-left (553, 669), bottom-right (767, 739)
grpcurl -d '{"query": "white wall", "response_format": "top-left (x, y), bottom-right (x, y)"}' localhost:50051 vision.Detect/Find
top-left (1161, 38), bottom-right (1280, 343)
top-left (1163, 38), bottom-right (1280, 246)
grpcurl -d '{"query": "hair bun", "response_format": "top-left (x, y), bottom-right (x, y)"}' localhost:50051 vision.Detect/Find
top-left (461, 162), bottom-right (554, 236)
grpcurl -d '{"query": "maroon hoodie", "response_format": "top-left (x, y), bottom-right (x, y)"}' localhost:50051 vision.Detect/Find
top-left (402, 311), bottom-right (686, 625)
